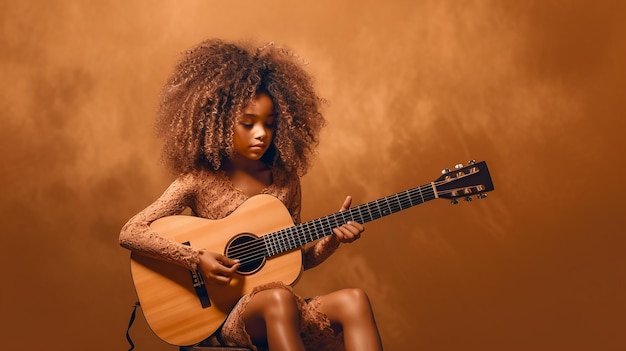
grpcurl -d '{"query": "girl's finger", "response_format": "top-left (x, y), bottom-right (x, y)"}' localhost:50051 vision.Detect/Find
top-left (339, 195), bottom-right (352, 211)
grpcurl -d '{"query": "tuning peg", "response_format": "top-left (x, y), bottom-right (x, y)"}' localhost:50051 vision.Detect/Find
top-left (441, 168), bottom-right (450, 174)
top-left (477, 193), bottom-right (488, 199)
top-left (468, 160), bottom-right (476, 165)
top-left (464, 196), bottom-right (473, 202)
top-left (451, 199), bottom-right (459, 205)
top-left (454, 163), bottom-right (464, 169)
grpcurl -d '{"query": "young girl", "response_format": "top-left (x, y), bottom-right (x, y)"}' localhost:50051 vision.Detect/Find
top-left (119, 38), bottom-right (383, 351)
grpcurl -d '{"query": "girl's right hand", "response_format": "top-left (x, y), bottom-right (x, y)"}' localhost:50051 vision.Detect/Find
top-left (198, 250), bottom-right (240, 285)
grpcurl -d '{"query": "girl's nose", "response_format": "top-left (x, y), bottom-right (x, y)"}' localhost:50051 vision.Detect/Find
top-left (253, 123), bottom-right (267, 139)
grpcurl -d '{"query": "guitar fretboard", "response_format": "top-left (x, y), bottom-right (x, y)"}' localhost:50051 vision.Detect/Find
top-left (262, 182), bottom-right (437, 257)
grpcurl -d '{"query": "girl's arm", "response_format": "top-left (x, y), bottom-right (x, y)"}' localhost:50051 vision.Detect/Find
top-left (119, 173), bottom-right (201, 270)
top-left (303, 196), bottom-right (364, 270)
top-left (281, 172), bottom-right (364, 270)
top-left (303, 235), bottom-right (341, 270)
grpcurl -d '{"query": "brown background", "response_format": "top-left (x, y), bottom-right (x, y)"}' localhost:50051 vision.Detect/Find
top-left (1, 1), bottom-right (625, 350)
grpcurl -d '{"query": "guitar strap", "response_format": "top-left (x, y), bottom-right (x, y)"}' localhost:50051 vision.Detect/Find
top-left (125, 301), bottom-right (140, 351)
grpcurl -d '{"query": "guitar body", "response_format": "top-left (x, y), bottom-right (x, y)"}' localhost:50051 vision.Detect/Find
top-left (130, 194), bottom-right (303, 346)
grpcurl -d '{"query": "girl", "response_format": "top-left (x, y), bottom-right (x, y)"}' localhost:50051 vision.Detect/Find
top-left (120, 38), bottom-right (383, 351)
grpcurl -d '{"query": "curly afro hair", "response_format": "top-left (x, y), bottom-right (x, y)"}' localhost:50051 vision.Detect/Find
top-left (155, 38), bottom-right (326, 176)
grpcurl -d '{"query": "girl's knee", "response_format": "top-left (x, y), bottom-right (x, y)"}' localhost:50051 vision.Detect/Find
top-left (342, 288), bottom-right (371, 306)
top-left (265, 288), bottom-right (298, 304)
top-left (350, 288), bottom-right (370, 301)
top-left (261, 288), bottom-right (301, 319)
top-left (339, 288), bottom-right (374, 318)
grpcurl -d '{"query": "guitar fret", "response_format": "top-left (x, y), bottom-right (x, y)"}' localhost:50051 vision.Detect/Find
top-left (279, 234), bottom-right (284, 253)
top-left (270, 235), bottom-right (277, 256)
top-left (397, 191), bottom-right (406, 209)
top-left (295, 227), bottom-right (303, 248)
top-left (287, 229), bottom-right (294, 251)
top-left (289, 228), bottom-right (295, 249)
top-left (314, 219), bottom-right (325, 241)
top-left (417, 186), bottom-right (424, 204)
top-left (394, 193), bottom-right (402, 211)
top-left (383, 197), bottom-right (393, 215)
top-left (307, 221), bottom-right (315, 242)
top-left (292, 227), bottom-right (300, 248)
top-left (298, 223), bottom-right (306, 244)
top-left (263, 236), bottom-right (272, 256)
top-left (406, 189), bottom-right (414, 207)
top-left (355, 206), bottom-right (364, 223)
top-left (334, 212), bottom-right (341, 231)
top-left (264, 236), bottom-right (271, 256)
top-left (366, 202), bottom-right (374, 222)
top-left (305, 221), bottom-right (315, 242)
top-left (350, 207), bottom-right (358, 222)
top-left (304, 225), bottom-right (309, 246)
top-left (330, 214), bottom-right (338, 230)
top-left (339, 210), bottom-right (347, 225)
top-left (270, 236), bottom-right (275, 256)
top-left (308, 222), bottom-right (315, 243)
top-left (370, 201), bottom-right (380, 220)
top-left (324, 216), bottom-right (333, 240)
top-left (301, 222), bottom-right (309, 243)
top-left (280, 230), bottom-right (287, 252)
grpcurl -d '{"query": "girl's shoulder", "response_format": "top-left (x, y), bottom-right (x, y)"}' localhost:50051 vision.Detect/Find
top-left (272, 166), bottom-right (299, 182)
top-left (268, 166), bottom-right (301, 197)
top-left (167, 169), bottom-right (225, 193)
top-left (180, 168), bottom-right (226, 186)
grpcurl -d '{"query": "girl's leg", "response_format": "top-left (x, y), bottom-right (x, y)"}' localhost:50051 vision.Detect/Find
top-left (241, 288), bottom-right (306, 351)
top-left (317, 288), bottom-right (383, 351)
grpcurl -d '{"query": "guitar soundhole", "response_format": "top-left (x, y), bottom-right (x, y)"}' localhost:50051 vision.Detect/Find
top-left (226, 233), bottom-right (266, 275)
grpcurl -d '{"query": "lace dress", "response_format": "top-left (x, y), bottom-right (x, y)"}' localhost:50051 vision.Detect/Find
top-left (119, 167), bottom-right (343, 351)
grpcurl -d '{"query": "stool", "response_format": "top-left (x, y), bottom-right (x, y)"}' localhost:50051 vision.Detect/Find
top-left (179, 347), bottom-right (251, 351)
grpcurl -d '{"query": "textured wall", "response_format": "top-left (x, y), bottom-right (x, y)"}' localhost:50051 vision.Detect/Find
top-left (1, 1), bottom-right (625, 350)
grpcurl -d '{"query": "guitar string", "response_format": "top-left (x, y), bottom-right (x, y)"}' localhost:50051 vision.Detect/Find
top-left (227, 184), bottom-right (452, 267)
top-left (225, 198), bottom-right (420, 265)
top-left (228, 184), bottom-right (467, 267)
top-left (226, 183), bottom-right (472, 266)
top-left (227, 168), bottom-right (486, 265)
top-left (227, 184), bottom-right (438, 259)
top-left (229, 172), bottom-right (486, 266)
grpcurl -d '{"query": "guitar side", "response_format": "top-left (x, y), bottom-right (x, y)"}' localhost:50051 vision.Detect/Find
top-left (130, 194), bottom-right (304, 346)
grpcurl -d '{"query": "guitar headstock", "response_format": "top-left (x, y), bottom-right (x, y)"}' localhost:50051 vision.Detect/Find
top-left (434, 160), bottom-right (494, 204)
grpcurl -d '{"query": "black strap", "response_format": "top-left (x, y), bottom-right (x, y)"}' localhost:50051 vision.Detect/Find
top-left (126, 301), bottom-right (140, 351)
top-left (182, 241), bottom-right (212, 308)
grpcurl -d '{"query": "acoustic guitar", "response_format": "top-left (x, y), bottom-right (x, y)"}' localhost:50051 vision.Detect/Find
top-left (130, 160), bottom-right (494, 345)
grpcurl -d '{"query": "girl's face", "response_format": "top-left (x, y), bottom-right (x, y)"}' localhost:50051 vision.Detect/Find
top-left (233, 93), bottom-right (276, 161)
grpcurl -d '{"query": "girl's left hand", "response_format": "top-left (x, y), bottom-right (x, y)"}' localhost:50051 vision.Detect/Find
top-left (332, 196), bottom-right (365, 243)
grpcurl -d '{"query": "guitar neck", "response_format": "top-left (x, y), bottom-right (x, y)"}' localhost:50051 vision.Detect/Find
top-left (263, 182), bottom-right (437, 257)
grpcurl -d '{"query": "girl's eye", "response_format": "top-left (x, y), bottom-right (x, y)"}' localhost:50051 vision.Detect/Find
top-left (265, 118), bottom-right (276, 129)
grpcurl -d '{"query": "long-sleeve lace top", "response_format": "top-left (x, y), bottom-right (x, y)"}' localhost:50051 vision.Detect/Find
top-left (119, 167), bottom-right (339, 272)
